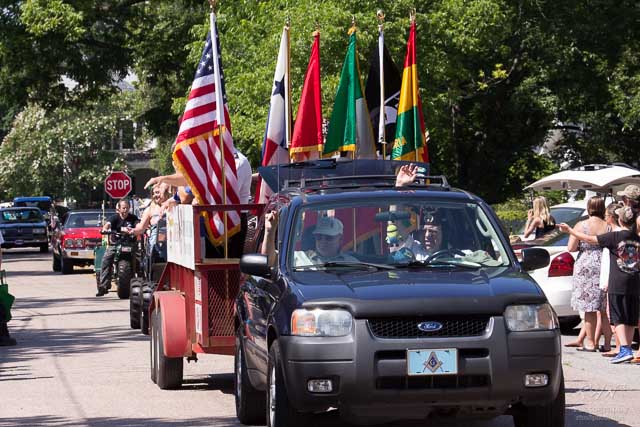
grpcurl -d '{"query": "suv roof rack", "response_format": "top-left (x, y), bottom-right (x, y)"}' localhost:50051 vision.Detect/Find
top-left (258, 159), bottom-right (449, 193)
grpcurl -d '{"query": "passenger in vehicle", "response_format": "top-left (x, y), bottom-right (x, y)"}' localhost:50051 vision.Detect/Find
top-left (133, 184), bottom-right (170, 245)
top-left (523, 196), bottom-right (556, 239)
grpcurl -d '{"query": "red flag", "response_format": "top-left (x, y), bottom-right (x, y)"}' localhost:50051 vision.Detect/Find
top-left (290, 32), bottom-right (323, 161)
top-left (172, 13), bottom-right (241, 245)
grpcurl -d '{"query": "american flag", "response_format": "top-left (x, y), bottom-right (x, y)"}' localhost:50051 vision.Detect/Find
top-left (173, 13), bottom-right (240, 245)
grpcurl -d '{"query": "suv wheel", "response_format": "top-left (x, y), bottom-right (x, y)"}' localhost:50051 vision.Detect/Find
top-left (513, 372), bottom-right (565, 427)
top-left (267, 341), bottom-right (309, 427)
top-left (235, 334), bottom-right (266, 424)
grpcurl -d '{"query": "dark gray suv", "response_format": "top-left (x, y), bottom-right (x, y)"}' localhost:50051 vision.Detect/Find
top-left (235, 159), bottom-right (563, 427)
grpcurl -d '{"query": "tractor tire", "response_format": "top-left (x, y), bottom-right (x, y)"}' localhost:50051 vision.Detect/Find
top-left (150, 308), bottom-right (158, 384)
top-left (61, 256), bottom-right (73, 275)
top-left (129, 278), bottom-right (142, 329)
top-left (235, 334), bottom-right (266, 425)
top-left (152, 308), bottom-right (183, 389)
top-left (52, 253), bottom-right (61, 272)
top-left (116, 260), bottom-right (132, 299)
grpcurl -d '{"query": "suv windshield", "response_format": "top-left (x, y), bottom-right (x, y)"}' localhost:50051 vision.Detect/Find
top-left (288, 198), bottom-right (511, 271)
top-left (0, 209), bottom-right (44, 223)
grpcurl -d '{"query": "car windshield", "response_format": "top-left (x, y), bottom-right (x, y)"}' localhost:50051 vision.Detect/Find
top-left (0, 209), bottom-right (44, 223)
top-left (288, 198), bottom-right (511, 271)
top-left (515, 206), bottom-right (585, 235)
top-left (64, 212), bottom-right (112, 228)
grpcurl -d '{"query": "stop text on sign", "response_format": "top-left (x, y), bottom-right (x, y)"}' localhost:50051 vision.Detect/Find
top-left (104, 171), bottom-right (132, 199)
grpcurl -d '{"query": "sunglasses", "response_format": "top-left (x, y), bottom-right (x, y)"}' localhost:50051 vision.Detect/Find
top-left (315, 234), bottom-right (339, 241)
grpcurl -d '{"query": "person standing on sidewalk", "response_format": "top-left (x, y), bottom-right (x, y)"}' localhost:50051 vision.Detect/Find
top-left (0, 229), bottom-right (16, 346)
top-left (559, 205), bottom-right (640, 364)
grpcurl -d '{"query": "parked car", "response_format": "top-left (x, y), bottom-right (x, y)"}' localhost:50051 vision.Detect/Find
top-left (234, 159), bottom-right (563, 427)
top-left (0, 207), bottom-right (49, 252)
top-left (51, 209), bottom-right (115, 274)
top-left (513, 163), bottom-right (640, 331)
top-left (13, 196), bottom-right (53, 224)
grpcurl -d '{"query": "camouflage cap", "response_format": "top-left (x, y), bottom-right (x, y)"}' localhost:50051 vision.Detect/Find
top-left (617, 184), bottom-right (640, 201)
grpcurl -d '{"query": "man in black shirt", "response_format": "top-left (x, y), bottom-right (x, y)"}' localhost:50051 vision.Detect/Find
top-left (559, 205), bottom-right (640, 364)
top-left (97, 199), bottom-right (139, 297)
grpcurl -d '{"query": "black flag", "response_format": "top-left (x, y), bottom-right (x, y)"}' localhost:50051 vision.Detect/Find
top-left (365, 34), bottom-right (402, 157)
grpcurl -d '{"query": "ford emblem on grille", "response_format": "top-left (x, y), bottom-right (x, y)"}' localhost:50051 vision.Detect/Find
top-left (417, 321), bottom-right (443, 332)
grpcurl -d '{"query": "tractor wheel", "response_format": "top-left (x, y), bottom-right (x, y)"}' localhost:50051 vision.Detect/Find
top-left (140, 284), bottom-right (153, 335)
top-left (52, 253), bottom-right (61, 272)
top-left (152, 307), bottom-right (183, 389)
top-left (116, 260), bottom-right (132, 299)
top-left (61, 256), bottom-right (73, 275)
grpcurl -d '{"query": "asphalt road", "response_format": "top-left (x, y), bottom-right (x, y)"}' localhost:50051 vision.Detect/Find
top-left (1, 248), bottom-right (639, 427)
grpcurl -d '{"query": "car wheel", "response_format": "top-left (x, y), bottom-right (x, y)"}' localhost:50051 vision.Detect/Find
top-left (513, 371), bottom-right (565, 427)
top-left (61, 256), bottom-right (73, 275)
top-left (267, 341), bottom-right (309, 427)
top-left (129, 278), bottom-right (142, 329)
top-left (235, 333), bottom-right (266, 425)
top-left (52, 253), bottom-right (61, 272)
top-left (152, 307), bottom-right (183, 390)
top-left (116, 260), bottom-right (132, 299)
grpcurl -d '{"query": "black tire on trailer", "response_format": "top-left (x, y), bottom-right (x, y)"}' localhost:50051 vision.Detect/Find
top-left (140, 284), bottom-right (153, 335)
top-left (116, 260), bottom-right (132, 299)
top-left (155, 308), bottom-right (183, 390)
top-left (61, 256), bottom-right (73, 275)
top-left (267, 341), bottom-right (310, 427)
top-left (52, 253), bottom-right (61, 272)
top-left (235, 333), bottom-right (266, 425)
top-left (513, 371), bottom-right (565, 427)
top-left (129, 279), bottom-right (142, 329)
top-left (150, 308), bottom-right (158, 384)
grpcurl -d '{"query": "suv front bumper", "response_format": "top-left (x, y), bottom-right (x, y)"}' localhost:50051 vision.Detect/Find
top-left (278, 317), bottom-right (561, 423)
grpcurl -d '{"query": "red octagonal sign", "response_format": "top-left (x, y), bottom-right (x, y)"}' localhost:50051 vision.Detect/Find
top-left (104, 171), bottom-right (132, 199)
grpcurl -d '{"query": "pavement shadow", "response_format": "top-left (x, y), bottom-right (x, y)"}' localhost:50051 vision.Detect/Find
top-left (181, 372), bottom-right (234, 394)
top-left (0, 324), bottom-right (147, 368)
top-left (0, 415), bottom-right (237, 426)
top-left (566, 408), bottom-right (633, 426)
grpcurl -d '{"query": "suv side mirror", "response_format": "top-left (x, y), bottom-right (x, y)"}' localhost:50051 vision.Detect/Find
top-left (240, 254), bottom-right (272, 278)
top-left (520, 248), bottom-right (550, 271)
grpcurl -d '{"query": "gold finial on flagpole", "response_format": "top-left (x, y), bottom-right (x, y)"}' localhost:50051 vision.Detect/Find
top-left (377, 10), bottom-right (385, 25)
top-left (410, 8), bottom-right (416, 23)
top-left (313, 21), bottom-right (320, 37)
top-left (285, 14), bottom-right (290, 28)
top-left (208, 0), bottom-right (217, 12)
top-left (352, 15), bottom-right (356, 27)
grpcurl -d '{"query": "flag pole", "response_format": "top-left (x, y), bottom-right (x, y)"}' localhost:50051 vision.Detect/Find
top-left (377, 10), bottom-right (386, 159)
top-left (410, 9), bottom-right (419, 162)
top-left (210, 0), bottom-right (228, 258)
top-left (284, 18), bottom-right (292, 149)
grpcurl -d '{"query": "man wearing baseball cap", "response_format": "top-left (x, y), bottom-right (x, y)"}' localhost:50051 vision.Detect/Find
top-left (618, 184), bottom-right (640, 233)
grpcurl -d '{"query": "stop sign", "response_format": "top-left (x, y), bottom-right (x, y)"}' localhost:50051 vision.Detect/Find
top-left (104, 171), bottom-right (132, 199)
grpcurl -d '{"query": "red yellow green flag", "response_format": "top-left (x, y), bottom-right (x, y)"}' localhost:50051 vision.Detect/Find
top-left (391, 20), bottom-right (429, 162)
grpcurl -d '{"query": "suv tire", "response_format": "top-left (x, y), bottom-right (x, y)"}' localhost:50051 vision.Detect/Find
top-left (513, 372), bottom-right (565, 427)
top-left (267, 341), bottom-right (309, 427)
top-left (235, 334), bottom-right (266, 425)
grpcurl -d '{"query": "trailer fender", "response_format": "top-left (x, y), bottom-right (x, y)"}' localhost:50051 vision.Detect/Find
top-left (153, 291), bottom-right (188, 358)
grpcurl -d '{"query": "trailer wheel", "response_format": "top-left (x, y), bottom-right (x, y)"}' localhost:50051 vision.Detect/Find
top-left (150, 308), bottom-right (158, 384)
top-left (152, 307), bottom-right (183, 389)
top-left (116, 260), bottom-right (132, 299)
top-left (235, 334), bottom-right (266, 425)
top-left (129, 279), bottom-right (142, 329)
top-left (267, 341), bottom-right (309, 427)
top-left (140, 284), bottom-right (153, 335)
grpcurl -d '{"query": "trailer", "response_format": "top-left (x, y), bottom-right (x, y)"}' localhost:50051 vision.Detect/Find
top-left (149, 203), bottom-right (262, 389)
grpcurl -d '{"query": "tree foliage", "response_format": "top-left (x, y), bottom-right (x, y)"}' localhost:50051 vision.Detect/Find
top-left (1, 0), bottom-right (640, 203)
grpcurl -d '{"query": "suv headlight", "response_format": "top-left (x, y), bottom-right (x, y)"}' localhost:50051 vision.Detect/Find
top-left (504, 304), bottom-right (559, 331)
top-left (291, 309), bottom-right (353, 337)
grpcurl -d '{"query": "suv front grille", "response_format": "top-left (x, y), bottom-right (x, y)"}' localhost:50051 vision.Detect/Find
top-left (368, 317), bottom-right (490, 338)
top-left (376, 375), bottom-right (490, 390)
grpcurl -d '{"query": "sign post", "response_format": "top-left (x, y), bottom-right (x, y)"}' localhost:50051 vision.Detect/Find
top-left (104, 171), bottom-right (132, 199)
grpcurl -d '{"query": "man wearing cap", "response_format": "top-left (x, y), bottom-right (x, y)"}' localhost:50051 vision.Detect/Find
top-left (559, 205), bottom-right (640, 364)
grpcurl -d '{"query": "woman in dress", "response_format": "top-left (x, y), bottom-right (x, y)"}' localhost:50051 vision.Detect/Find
top-left (568, 196), bottom-right (608, 351)
top-left (523, 196), bottom-right (556, 239)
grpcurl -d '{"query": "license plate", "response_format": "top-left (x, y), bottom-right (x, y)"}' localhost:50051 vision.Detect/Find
top-left (121, 246), bottom-right (132, 253)
top-left (407, 348), bottom-right (458, 376)
top-left (70, 252), bottom-right (78, 256)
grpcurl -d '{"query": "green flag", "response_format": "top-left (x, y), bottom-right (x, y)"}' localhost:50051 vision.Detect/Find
top-left (324, 27), bottom-right (375, 158)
